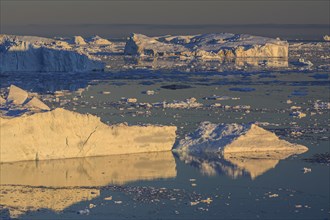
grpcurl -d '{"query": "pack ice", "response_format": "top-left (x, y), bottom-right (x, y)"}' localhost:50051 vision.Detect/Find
top-left (0, 86), bottom-right (176, 163)
top-left (124, 33), bottom-right (288, 59)
top-left (0, 34), bottom-right (105, 73)
top-left (175, 122), bottom-right (308, 154)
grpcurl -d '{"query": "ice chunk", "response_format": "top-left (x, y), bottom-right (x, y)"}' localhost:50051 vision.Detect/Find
top-left (24, 97), bottom-right (50, 111)
top-left (6, 85), bottom-right (28, 105)
top-left (73, 36), bottom-right (87, 45)
top-left (323, 35), bottom-right (330, 41)
top-left (174, 122), bottom-right (308, 154)
top-left (88, 35), bottom-right (112, 45)
top-left (0, 108), bottom-right (177, 162)
top-left (0, 96), bottom-right (6, 105)
top-left (124, 33), bottom-right (288, 59)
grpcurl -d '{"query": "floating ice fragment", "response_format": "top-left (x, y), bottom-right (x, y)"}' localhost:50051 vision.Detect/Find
top-left (302, 167), bottom-right (312, 173)
top-left (7, 85), bottom-right (29, 105)
top-left (24, 97), bottom-right (50, 111)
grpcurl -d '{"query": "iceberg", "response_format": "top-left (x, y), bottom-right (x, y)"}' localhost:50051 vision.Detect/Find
top-left (0, 85), bottom-right (176, 163)
top-left (174, 121), bottom-right (308, 154)
top-left (0, 108), bottom-right (176, 163)
top-left (124, 33), bottom-right (288, 59)
top-left (0, 34), bottom-right (105, 73)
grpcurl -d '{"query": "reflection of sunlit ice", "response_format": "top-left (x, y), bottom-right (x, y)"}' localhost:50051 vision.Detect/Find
top-left (0, 152), bottom-right (176, 217)
top-left (0, 186), bottom-right (100, 218)
top-left (175, 150), bottom-right (303, 180)
top-left (1, 152), bottom-right (176, 187)
top-left (235, 58), bottom-right (288, 68)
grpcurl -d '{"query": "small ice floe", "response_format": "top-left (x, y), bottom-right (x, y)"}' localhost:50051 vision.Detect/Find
top-left (190, 201), bottom-right (200, 206)
top-left (114, 201), bottom-right (123, 204)
top-left (286, 99), bottom-right (293, 104)
top-left (77, 208), bottom-right (90, 215)
top-left (163, 97), bottom-right (203, 109)
top-left (203, 95), bottom-right (239, 101)
top-left (200, 198), bottom-right (213, 204)
top-left (299, 58), bottom-right (313, 66)
top-left (145, 90), bottom-right (155, 95)
top-left (302, 167), bottom-right (312, 174)
top-left (290, 111), bottom-right (306, 119)
top-left (290, 106), bottom-right (301, 110)
top-left (122, 97), bottom-right (138, 103)
top-left (210, 103), bottom-right (222, 108)
top-left (89, 203), bottom-right (96, 209)
top-left (314, 100), bottom-right (330, 110)
top-left (102, 91), bottom-right (111, 95)
top-left (323, 35), bottom-right (330, 41)
top-left (104, 196), bottom-right (113, 201)
top-left (268, 193), bottom-right (279, 198)
top-left (293, 58), bottom-right (314, 69)
top-left (0, 96), bottom-right (6, 105)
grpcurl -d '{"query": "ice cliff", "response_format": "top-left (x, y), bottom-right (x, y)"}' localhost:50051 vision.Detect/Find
top-left (0, 34), bottom-right (105, 73)
top-left (124, 33), bottom-right (289, 59)
top-left (174, 121), bottom-right (308, 154)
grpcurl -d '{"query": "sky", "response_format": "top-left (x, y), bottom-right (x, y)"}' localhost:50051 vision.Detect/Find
top-left (1, 0), bottom-right (329, 39)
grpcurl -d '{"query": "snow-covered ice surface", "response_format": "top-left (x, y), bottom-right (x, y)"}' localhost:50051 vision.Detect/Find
top-left (0, 34), bottom-right (329, 219)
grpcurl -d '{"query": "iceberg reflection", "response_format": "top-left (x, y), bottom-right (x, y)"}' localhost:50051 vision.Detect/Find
top-left (175, 150), bottom-right (300, 180)
top-left (0, 151), bottom-right (176, 217)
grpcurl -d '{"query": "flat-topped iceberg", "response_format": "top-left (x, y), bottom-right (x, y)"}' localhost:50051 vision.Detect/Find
top-left (124, 33), bottom-right (288, 59)
top-left (0, 108), bottom-right (177, 162)
top-left (0, 34), bottom-right (105, 73)
top-left (174, 121), bottom-right (308, 154)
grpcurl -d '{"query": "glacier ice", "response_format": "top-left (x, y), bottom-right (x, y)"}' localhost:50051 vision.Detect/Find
top-left (0, 34), bottom-right (105, 73)
top-left (124, 33), bottom-right (289, 59)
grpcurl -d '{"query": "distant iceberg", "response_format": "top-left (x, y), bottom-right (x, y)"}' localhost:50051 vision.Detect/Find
top-left (0, 34), bottom-right (105, 73)
top-left (124, 33), bottom-right (289, 59)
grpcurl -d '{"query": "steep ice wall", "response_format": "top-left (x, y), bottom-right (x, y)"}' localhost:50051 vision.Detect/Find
top-left (0, 34), bottom-right (105, 73)
top-left (174, 121), bottom-right (307, 154)
top-left (0, 108), bottom-right (177, 163)
top-left (124, 33), bottom-right (288, 59)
